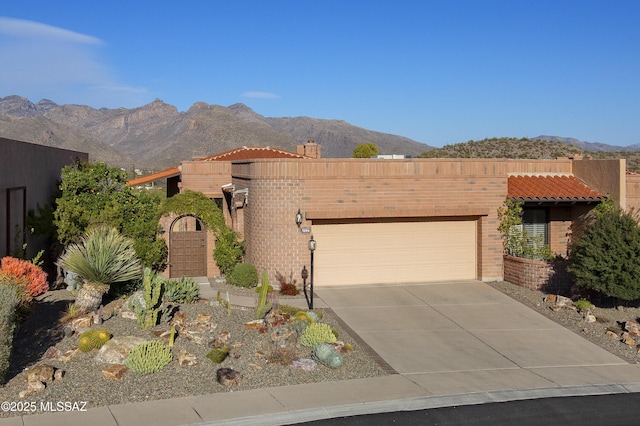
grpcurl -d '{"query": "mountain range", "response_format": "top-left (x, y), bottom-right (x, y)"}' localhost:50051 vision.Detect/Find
top-left (0, 96), bottom-right (432, 170)
top-left (1, 95), bottom-right (637, 172)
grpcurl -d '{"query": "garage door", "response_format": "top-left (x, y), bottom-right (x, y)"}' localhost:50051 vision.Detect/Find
top-left (312, 218), bottom-right (476, 286)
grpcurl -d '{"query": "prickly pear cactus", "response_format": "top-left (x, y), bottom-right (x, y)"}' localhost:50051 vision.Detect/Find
top-left (312, 343), bottom-right (343, 369)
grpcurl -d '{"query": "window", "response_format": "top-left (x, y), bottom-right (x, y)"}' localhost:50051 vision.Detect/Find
top-left (523, 207), bottom-right (548, 247)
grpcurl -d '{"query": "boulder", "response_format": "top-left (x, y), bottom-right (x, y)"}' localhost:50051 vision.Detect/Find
top-left (102, 364), bottom-right (128, 380)
top-left (95, 336), bottom-right (148, 364)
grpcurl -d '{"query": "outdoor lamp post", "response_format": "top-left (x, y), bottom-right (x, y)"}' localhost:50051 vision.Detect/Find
top-left (295, 208), bottom-right (303, 227)
top-left (308, 234), bottom-right (316, 309)
top-left (301, 265), bottom-right (309, 308)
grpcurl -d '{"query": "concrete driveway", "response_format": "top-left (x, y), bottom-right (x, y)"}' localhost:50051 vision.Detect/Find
top-left (317, 280), bottom-right (640, 396)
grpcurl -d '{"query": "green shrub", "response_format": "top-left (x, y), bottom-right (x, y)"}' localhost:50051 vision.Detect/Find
top-left (574, 299), bottom-right (594, 311)
top-left (124, 341), bottom-right (173, 374)
top-left (163, 277), bottom-right (200, 303)
top-left (213, 226), bottom-right (244, 276)
top-left (569, 205), bottom-right (640, 301)
top-left (0, 285), bottom-right (20, 383)
top-left (228, 263), bottom-right (258, 288)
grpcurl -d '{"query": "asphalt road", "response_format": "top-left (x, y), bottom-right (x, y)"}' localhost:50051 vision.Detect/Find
top-left (299, 393), bottom-right (640, 426)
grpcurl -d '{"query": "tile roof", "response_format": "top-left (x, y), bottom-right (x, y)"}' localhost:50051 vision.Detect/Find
top-left (126, 146), bottom-right (306, 186)
top-left (199, 146), bottom-right (307, 161)
top-left (127, 167), bottom-right (180, 187)
top-left (508, 175), bottom-right (604, 202)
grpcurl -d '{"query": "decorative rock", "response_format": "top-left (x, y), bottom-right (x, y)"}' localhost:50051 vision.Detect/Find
top-left (70, 315), bottom-right (93, 331)
top-left (621, 332), bottom-right (636, 346)
top-left (42, 346), bottom-right (63, 359)
top-left (216, 368), bottom-right (242, 388)
top-left (172, 311), bottom-right (187, 328)
top-left (20, 364), bottom-right (64, 398)
top-left (270, 327), bottom-right (293, 348)
top-left (152, 329), bottom-right (174, 340)
top-left (606, 330), bottom-right (619, 339)
top-left (183, 329), bottom-right (204, 344)
top-left (120, 311), bottom-right (137, 320)
top-left (178, 349), bottom-right (198, 366)
top-left (245, 319), bottom-right (264, 330)
top-left (212, 331), bottom-right (231, 348)
top-left (95, 336), bottom-right (147, 364)
top-left (25, 365), bottom-right (55, 384)
top-left (102, 364), bottom-right (128, 380)
top-left (58, 349), bottom-right (80, 363)
top-left (291, 358), bottom-right (317, 372)
top-left (197, 313), bottom-right (212, 323)
top-left (585, 313), bottom-right (596, 323)
top-left (624, 320), bottom-right (640, 336)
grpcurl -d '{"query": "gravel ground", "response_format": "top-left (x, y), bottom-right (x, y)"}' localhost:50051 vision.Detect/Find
top-left (0, 288), bottom-right (387, 419)
top-left (488, 280), bottom-right (640, 364)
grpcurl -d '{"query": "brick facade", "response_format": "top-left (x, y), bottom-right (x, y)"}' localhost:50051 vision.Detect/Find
top-left (159, 152), bottom-right (627, 286)
top-left (503, 255), bottom-right (573, 294)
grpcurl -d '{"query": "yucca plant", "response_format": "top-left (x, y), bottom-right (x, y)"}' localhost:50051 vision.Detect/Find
top-left (59, 226), bottom-right (142, 313)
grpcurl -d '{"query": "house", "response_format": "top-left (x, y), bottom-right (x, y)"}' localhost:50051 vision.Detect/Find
top-left (0, 137), bottom-right (88, 260)
top-left (131, 142), bottom-right (633, 287)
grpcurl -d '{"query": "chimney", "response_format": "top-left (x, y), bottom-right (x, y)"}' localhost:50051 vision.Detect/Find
top-left (297, 139), bottom-right (322, 159)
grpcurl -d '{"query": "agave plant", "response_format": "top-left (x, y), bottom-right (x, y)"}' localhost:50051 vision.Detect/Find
top-left (59, 226), bottom-right (142, 313)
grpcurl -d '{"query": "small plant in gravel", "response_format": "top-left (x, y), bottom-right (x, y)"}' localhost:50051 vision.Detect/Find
top-left (276, 270), bottom-right (299, 296)
top-left (574, 299), bottom-right (595, 312)
top-left (312, 343), bottom-right (344, 369)
top-left (163, 277), bottom-right (200, 303)
top-left (125, 340), bottom-right (173, 374)
top-left (206, 347), bottom-right (229, 363)
top-left (300, 322), bottom-right (337, 348)
top-left (58, 302), bottom-right (81, 325)
top-left (267, 348), bottom-right (298, 366)
top-left (132, 268), bottom-right (164, 330)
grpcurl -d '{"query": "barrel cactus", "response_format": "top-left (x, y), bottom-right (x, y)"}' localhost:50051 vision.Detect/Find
top-left (312, 343), bottom-right (343, 369)
top-left (77, 328), bottom-right (112, 352)
top-left (300, 322), bottom-right (337, 347)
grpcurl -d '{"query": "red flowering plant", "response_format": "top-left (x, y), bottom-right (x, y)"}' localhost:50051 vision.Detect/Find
top-left (0, 257), bottom-right (49, 298)
top-left (276, 270), bottom-right (300, 296)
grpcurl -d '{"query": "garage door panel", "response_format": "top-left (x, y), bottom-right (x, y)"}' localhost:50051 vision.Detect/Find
top-left (313, 220), bottom-right (476, 286)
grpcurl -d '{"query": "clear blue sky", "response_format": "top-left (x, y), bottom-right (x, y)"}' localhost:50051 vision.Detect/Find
top-left (1, 1), bottom-right (638, 147)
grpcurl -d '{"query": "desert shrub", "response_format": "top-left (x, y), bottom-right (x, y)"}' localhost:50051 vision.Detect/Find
top-left (163, 277), bottom-right (200, 303)
top-left (228, 263), bottom-right (258, 288)
top-left (569, 205), bottom-right (640, 301)
top-left (213, 226), bottom-right (244, 276)
top-left (267, 348), bottom-right (298, 366)
top-left (574, 299), bottom-right (594, 311)
top-left (0, 285), bottom-right (20, 383)
top-left (0, 256), bottom-right (48, 297)
top-left (276, 270), bottom-right (299, 296)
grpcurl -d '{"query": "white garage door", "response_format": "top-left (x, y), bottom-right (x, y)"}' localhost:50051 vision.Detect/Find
top-left (312, 218), bottom-right (477, 286)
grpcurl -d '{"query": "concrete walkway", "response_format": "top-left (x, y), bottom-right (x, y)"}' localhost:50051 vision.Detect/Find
top-left (4, 280), bottom-right (640, 425)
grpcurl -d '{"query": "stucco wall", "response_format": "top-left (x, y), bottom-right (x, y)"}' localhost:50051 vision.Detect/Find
top-left (0, 138), bottom-right (87, 259)
top-left (573, 158), bottom-right (625, 207)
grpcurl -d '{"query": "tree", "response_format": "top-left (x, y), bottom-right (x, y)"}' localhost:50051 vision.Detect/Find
top-left (352, 143), bottom-right (379, 158)
top-left (59, 226), bottom-right (143, 312)
top-left (569, 204), bottom-right (640, 301)
top-left (53, 162), bottom-right (167, 271)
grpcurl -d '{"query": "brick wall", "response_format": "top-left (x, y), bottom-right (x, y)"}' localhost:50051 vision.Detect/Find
top-left (503, 255), bottom-right (573, 294)
top-left (235, 158), bottom-right (517, 283)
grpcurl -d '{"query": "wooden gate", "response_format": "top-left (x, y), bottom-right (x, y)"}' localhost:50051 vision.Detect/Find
top-left (169, 215), bottom-right (206, 278)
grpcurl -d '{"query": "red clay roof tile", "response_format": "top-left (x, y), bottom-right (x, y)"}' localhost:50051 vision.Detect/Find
top-left (199, 146), bottom-right (307, 161)
top-left (508, 175), bottom-right (604, 202)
